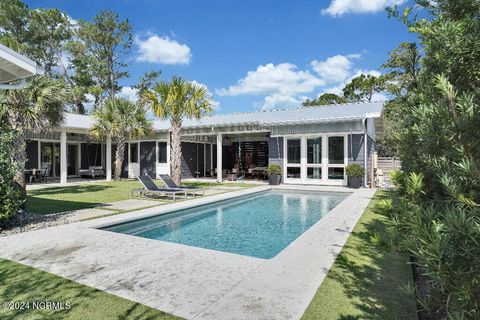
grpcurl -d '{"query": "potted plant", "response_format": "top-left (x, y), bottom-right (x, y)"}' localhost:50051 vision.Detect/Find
top-left (345, 163), bottom-right (365, 188)
top-left (267, 163), bottom-right (282, 185)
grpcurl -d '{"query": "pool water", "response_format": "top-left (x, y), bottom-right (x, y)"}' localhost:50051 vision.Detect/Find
top-left (102, 190), bottom-right (348, 259)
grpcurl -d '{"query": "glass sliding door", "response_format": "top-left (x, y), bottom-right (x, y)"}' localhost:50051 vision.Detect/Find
top-left (40, 142), bottom-right (60, 177)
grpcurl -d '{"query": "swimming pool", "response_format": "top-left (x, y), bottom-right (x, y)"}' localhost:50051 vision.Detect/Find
top-left (101, 190), bottom-right (349, 259)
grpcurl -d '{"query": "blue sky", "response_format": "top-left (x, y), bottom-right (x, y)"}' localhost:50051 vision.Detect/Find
top-left (26, 0), bottom-right (415, 114)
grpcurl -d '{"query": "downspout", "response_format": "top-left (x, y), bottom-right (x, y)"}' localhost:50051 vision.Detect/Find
top-left (363, 117), bottom-right (368, 188)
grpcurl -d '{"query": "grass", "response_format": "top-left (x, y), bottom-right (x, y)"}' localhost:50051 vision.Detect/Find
top-left (26, 180), bottom-right (144, 215)
top-left (301, 190), bottom-right (418, 320)
top-left (0, 258), bottom-right (182, 320)
top-left (26, 179), bottom-right (259, 215)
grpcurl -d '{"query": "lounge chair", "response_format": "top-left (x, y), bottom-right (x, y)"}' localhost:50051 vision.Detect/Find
top-left (158, 174), bottom-right (204, 196)
top-left (135, 175), bottom-right (188, 201)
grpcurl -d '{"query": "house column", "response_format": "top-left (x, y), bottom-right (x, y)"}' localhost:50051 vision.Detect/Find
top-left (216, 133), bottom-right (222, 182)
top-left (60, 130), bottom-right (67, 184)
top-left (106, 135), bottom-right (112, 181)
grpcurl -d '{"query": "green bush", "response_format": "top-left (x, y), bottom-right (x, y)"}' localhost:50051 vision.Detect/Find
top-left (345, 163), bottom-right (365, 177)
top-left (0, 125), bottom-right (23, 224)
top-left (379, 173), bottom-right (480, 318)
top-left (266, 163), bottom-right (282, 176)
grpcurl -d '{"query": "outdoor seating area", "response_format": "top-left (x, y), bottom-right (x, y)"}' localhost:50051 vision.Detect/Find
top-left (24, 168), bottom-right (47, 183)
top-left (134, 175), bottom-right (204, 200)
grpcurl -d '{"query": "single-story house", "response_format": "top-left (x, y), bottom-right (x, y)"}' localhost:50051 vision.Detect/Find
top-left (24, 101), bottom-right (383, 186)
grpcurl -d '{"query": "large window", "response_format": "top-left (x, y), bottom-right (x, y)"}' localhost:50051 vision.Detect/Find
top-left (307, 137), bottom-right (322, 180)
top-left (130, 143), bottom-right (138, 163)
top-left (307, 138), bottom-right (322, 164)
top-left (287, 139), bottom-right (301, 164)
top-left (157, 142), bottom-right (167, 163)
top-left (286, 139), bottom-right (301, 179)
top-left (327, 136), bottom-right (345, 180)
top-left (328, 136), bottom-right (344, 164)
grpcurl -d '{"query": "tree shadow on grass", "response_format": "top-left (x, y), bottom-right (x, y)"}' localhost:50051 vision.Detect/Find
top-left (28, 184), bottom-right (111, 197)
top-left (26, 197), bottom-right (100, 215)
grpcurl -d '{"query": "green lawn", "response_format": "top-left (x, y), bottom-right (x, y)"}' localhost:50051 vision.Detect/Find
top-left (301, 191), bottom-right (417, 320)
top-left (0, 258), bottom-right (182, 320)
top-left (26, 180), bottom-right (144, 215)
top-left (26, 180), bottom-right (258, 215)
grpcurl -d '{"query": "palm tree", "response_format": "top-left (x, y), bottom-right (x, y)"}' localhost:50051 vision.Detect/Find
top-left (141, 77), bottom-right (213, 186)
top-left (90, 97), bottom-right (152, 180)
top-left (0, 76), bottom-right (70, 190)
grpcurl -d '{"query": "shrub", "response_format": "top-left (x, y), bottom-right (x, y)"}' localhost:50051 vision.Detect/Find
top-left (0, 124), bottom-right (23, 224)
top-left (345, 163), bottom-right (365, 177)
top-left (266, 163), bottom-right (282, 176)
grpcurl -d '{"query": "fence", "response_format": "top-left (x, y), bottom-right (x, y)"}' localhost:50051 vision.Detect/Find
top-left (377, 157), bottom-right (402, 174)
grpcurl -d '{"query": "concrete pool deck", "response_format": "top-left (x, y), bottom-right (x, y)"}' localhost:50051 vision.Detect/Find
top-left (0, 186), bottom-right (375, 320)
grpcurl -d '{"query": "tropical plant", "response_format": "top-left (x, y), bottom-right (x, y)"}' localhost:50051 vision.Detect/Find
top-left (0, 76), bottom-right (70, 191)
top-left (345, 163), bottom-right (365, 177)
top-left (141, 76), bottom-right (213, 186)
top-left (0, 122), bottom-right (23, 223)
top-left (266, 163), bottom-right (282, 176)
top-left (90, 97), bottom-right (152, 180)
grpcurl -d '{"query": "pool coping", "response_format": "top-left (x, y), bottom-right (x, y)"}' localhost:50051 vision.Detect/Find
top-left (0, 186), bottom-right (375, 320)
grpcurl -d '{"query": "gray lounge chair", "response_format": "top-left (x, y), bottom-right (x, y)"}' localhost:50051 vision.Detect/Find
top-left (158, 174), bottom-right (204, 196)
top-left (135, 175), bottom-right (188, 200)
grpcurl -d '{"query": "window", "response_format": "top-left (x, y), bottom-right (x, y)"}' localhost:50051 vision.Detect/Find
top-left (307, 167), bottom-right (322, 179)
top-left (287, 139), bottom-right (301, 164)
top-left (158, 142), bottom-right (167, 163)
top-left (328, 136), bottom-right (344, 164)
top-left (286, 139), bottom-right (301, 179)
top-left (130, 143), bottom-right (138, 163)
top-left (287, 167), bottom-right (301, 179)
top-left (328, 167), bottom-right (344, 180)
top-left (307, 138), bottom-right (322, 164)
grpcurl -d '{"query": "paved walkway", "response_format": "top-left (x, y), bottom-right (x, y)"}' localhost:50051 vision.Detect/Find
top-left (0, 186), bottom-right (375, 320)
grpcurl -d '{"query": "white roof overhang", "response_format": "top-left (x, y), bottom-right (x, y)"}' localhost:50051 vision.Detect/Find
top-left (0, 43), bottom-right (41, 85)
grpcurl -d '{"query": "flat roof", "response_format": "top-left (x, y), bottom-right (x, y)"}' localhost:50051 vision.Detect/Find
top-left (0, 43), bottom-right (40, 84)
top-left (63, 101), bottom-right (383, 131)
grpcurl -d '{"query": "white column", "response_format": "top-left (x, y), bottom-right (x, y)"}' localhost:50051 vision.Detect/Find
top-left (60, 131), bottom-right (67, 184)
top-left (216, 133), bottom-right (222, 182)
top-left (106, 135), bottom-right (112, 181)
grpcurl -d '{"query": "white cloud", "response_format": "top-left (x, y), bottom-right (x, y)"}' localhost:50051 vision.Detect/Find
top-left (217, 55), bottom-right (385, 110)
top-left (311, 54), bottom-right (360, 83)
top-left (135, 34), bottom-right (191, 65)
top-left (118, 86), bottom-right (139, 102)
top-left (321, 69), bottom-right (383, 98)
top-left (258, 93), bottom-right (303, 110)
top-left (216, 63), bottom-right (325, 97)
top-left (322, 0), bottom-right (406, 16)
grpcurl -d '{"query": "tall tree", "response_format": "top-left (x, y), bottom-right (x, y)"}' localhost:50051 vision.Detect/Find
top-left (342, 74), bottom-right (385, 102)
top-left (0, 76), bottom-right (70, 190)
top-left (302, 93), bottom-right (347, 106)
top-left (90, 98), bottom-right (152, 180)
top-left (77, 10), bottom-right (132, 107)
top-left (141, 77), bottom-right (213, 185)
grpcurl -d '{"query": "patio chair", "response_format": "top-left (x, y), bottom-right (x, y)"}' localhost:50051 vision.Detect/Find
top-left (158, 174), bottom-right (204, 196)
top-left (135, 175), bottom-right (188, 201)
